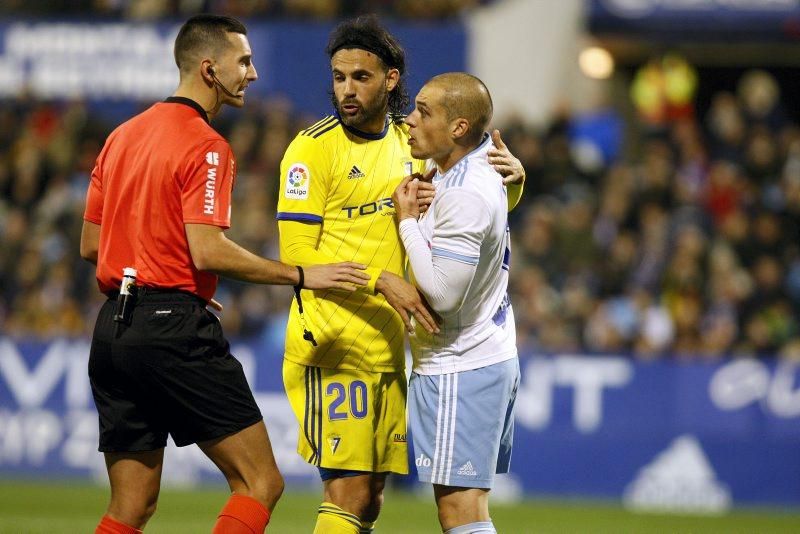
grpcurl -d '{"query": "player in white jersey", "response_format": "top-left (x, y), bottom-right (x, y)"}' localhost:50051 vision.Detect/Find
top-left (393, 73), bottom-right (519, 534)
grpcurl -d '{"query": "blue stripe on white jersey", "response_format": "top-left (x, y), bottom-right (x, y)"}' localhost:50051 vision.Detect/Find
top-left (432, 246), bottom-right (480, 265)
top-left (445, 160), bottom-right (467, 188)
top-left (501, 224), bottom-right (511, 271)
top-left (442, 160), bottom-right (465, 189)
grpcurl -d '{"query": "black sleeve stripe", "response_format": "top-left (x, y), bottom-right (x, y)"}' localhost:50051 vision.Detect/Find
top-left (302, 116), bottom-right (337, 137)
top-left (312, 120), bottom-right (341, 138)
top-left (300, 116), bottom-right (332, 136)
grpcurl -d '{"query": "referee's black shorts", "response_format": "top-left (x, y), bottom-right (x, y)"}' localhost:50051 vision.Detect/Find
top-left (88, 290), bottom-right (263, 452)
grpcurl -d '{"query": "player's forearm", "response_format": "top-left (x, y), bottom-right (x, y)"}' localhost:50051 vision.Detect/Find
top-left (398, 219), bottom-right (472, 315)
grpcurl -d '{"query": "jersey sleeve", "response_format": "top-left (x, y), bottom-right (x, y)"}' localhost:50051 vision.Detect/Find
top-left (181, 138), bottom-right (235, 229)
top-left (83, 144), bottom-right (107, 224)
top-left (431, 188), bottom-right (489, 267)
top-left (400, 188), bottom-right (491, 314)
top-left (279, 219), bottom-right (381, 294)
top-left (276, 134), bottom-right (332, 224)
top-left (507, 181), bottom-right (524, 211)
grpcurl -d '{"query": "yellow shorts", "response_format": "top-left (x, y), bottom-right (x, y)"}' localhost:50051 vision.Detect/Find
top-left (283, 359), bottom-right (409, 474)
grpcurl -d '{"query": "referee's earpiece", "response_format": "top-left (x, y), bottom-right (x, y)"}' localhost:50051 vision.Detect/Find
top-left (203, 66), bottom-right (215, 87)
top-left (205, 65), bottom-right (240, 99)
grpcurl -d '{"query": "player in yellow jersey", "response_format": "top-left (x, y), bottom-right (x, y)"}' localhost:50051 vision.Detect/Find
top-left (276, 16), bottom-right (525, 534)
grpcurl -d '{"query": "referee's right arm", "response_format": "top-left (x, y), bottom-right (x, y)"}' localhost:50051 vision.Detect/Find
top-left (186, 223), bottom-right (370, 290)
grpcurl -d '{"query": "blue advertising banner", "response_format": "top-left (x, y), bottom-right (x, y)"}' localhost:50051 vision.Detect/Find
top-left (510, 355), bottom-right (800, 510)
top-left (1, 338), bottom-right (799, 509)
top-left (0, 20), bottom-right (466, 119)
top-left (589, 0), bottom-right (800, 41)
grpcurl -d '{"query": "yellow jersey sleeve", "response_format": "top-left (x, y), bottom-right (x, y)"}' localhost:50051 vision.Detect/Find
top-left (507, 181), bottom-right (524, 211)
top-left (279, 219), bottom-right (381, 293)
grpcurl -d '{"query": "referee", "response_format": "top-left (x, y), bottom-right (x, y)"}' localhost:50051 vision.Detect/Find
top-left (80, 15), bottom-right (368, 534)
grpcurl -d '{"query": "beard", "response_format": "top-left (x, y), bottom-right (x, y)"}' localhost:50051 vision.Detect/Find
top-left (331, 85), bottom-right (390, 131)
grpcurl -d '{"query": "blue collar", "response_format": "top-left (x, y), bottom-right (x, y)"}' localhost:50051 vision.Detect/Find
top-left (334, 111), bottom-right (390, 140)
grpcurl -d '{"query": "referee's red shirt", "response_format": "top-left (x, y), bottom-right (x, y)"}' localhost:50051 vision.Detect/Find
top-left (84, 97), bottom-right (235, 302)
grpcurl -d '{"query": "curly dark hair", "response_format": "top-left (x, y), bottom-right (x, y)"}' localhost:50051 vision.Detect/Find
top-left (326, 15), bottom-right (410, 123)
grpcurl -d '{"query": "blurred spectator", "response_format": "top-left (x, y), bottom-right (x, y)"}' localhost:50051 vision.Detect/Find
top-left (706, 92), bottom-right (746, 163)
top-left (630, 53), bottom-right (698, 129)
top-left (0, 0), bottom-right (496, 18)
top-left (737, 69), bottom-right (788, 132)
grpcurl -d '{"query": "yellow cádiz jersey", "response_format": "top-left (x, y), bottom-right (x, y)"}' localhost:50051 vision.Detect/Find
top-left (277, 115), bottom-right (425, 372)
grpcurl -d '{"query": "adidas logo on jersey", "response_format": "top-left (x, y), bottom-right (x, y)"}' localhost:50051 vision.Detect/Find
top-left (348, 165), bottom-right (365, 179)
top-left (457, 461), bottom-right (477, 476)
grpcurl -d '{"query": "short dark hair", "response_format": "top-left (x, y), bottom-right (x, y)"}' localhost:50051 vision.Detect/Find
top-left (174, 14), bottom-right (247, 74)
top-left (326, 15), bottom-right (409, 122)
top-left (429, 73), bottom-right (494, 145)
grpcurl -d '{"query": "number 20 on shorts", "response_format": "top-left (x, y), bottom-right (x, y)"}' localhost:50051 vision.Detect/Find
top-left (327, 380), bottom-right (368, 420)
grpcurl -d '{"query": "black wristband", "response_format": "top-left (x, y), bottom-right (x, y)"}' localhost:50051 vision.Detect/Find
top-left (295, 265), bottom-right (304, 290)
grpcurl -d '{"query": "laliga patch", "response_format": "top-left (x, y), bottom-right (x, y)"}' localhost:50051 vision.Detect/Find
top-left (285, 163), bottom-right (310, 200)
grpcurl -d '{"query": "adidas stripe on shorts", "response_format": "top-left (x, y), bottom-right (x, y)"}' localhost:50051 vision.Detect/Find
top-left (408, 357), bottom-right (520, 488)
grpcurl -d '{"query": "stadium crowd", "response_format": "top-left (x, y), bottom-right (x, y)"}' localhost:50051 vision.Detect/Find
top-left (2, 67), bottom-right (800, 361)
top-left (0, 0), bottom-right (495, 20)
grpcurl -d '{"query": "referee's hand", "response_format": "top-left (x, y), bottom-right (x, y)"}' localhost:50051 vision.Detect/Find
top-left (303, 262), bottom-right (370, 291)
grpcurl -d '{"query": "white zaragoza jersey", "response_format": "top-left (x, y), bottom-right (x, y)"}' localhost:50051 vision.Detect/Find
top-left (407, 134), bottom-right (517, 374)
